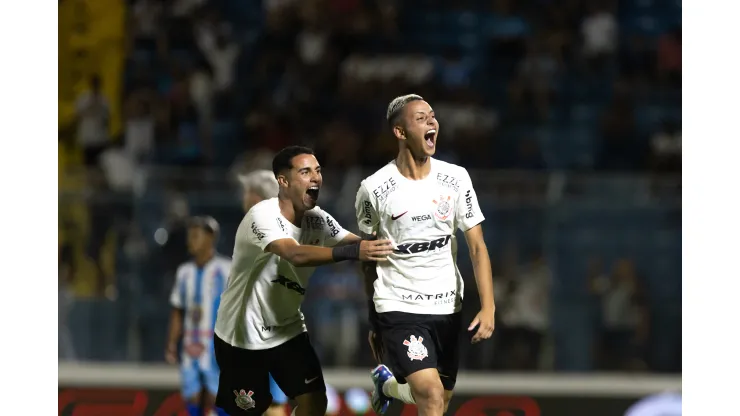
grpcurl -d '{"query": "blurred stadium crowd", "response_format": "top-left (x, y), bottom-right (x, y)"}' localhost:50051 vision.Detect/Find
top-left (58, 0), bottom-right (681, 373)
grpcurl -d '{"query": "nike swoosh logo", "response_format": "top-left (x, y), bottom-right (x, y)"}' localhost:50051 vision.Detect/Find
top-left (305, 377), bottom-right (319, 384)
top-left (391, 211), bottom-right (408, 220)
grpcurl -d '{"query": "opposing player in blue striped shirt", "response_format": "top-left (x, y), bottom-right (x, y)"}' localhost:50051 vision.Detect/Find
top-left (166, 216), bottom-right (232, 416)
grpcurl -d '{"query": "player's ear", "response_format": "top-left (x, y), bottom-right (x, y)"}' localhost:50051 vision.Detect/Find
top-left (276, 174), bottom-right (289, 188)
top-left (393, 125), bottom-right (406, 140)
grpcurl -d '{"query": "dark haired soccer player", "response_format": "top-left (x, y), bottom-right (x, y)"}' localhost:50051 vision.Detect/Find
top-left (355, 95), bottom-right (496, 416)
top-left (214, 146), bottom-right (394, 416)
top-left (166, 216), bottom-right (231, 416)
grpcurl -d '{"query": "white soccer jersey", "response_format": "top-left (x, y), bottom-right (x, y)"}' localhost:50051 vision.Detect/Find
top-left (355, 158), bottom-right (485, 315)
top-left (215, 197), bottom-right (351, 350)
top-left (169, 255), bottom-right (232, 370)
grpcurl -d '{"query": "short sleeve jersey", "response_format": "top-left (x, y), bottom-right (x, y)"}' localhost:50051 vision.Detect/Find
top-left (355, 158), bottom-right (485, 315)
top-left (169, 255), bottom-right (232, 369)
top-left (214, 198), bottom-right (350, 350)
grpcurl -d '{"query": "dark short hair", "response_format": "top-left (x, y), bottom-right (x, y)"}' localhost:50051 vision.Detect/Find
top-left (188, 216), bottom-right (220, 237)
top-left (272, 146), bottom-right (315, 177)
top-left (386, 94), bottom-right (424, 128)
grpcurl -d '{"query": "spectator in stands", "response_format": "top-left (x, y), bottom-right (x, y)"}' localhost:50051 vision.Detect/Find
top-left (296, 7), bottom-right (330, 67)
top-left (591, 259), bottom-right (650, 371)
top-left (199, 29), bottom-right (239, 95)
top-left (596, 82), bottom-right (648, 171)
top-left (649, 120), bottom-right (681, 173)
top-left (500, 251), bottom-right (551, 370)
top-left (509, 38), bottom-right (559, 119)
top-left (128, 0), bottom-right (164, 56)
top-left (436, 48), bottom-right (473, 92)
top-left (75, 75), bottom-right (111, 166)
top-left (85, 168), bottom-right (116, 299)
top-left (580, 1), bottom-right (618, 73)
top-left (171, 0), bottom-right (208, 18)
top-left (619, 35), bottom-right (655, 81)
top-left (123, 92), bottom-right (156, 162)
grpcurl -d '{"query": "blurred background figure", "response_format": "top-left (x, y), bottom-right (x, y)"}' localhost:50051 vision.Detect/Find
top-left (165, 217), bottom-right (229, 416)
top-left (58, 0), bottom-right (680, 380)
top-left (238, 169), bottom-right (279, 212)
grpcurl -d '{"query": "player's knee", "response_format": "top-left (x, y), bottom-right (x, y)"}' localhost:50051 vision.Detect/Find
top-left (294, 391), bottom-right (327, 416)
top-left (410, 381), bottom-right (445, 410)
top-left (252, 401), bottom-right (272, 416)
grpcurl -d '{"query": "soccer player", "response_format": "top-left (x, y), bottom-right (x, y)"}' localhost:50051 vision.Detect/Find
top-left (355, 94), bottom-right (496, 416)
top-left (238, 169), bottom-right (290, 416)
top-left (166, 216), bottom-right (232, 416)
top-left (213, 146), bottom-right (394, 416)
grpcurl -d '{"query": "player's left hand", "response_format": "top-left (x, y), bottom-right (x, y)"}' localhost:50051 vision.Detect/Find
top-left (468, 308), bottom-right (495, 344)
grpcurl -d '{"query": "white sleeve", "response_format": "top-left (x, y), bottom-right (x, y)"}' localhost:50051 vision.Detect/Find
top-left (246, 206), bottom-right (294, 251)
top-left (169, 266), bottom-right (186, 309)
top-left (316, 208), bottom-right (350, 247)
top-left (355, 181), bottom-right (380, 235)
top-left (455, 169), bottom-right (485, 232)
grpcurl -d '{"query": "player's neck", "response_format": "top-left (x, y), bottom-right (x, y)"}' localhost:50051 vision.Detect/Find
top-left (194, 250), bottom-right (215, 267)
top-left (278, 197), bottom-right (304, 226)
top-left (395, 150), bottom-right (431, 180)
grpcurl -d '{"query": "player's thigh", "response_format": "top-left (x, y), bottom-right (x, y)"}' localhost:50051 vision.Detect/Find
top-left (213, 334), bottom-right (272, 415)
top-left (269, 333), bottom-right (327, 400)
top-left (180, 366), bottom-right (203, 401)
top-left (378, 317), bottom-right (438, 382)
top-left (434, 313), bottom-right (463, 391)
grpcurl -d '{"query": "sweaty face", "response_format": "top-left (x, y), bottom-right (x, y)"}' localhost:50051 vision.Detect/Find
top-left (281, 154), bottom-right (323, 210)
top-left (397, 100), bottom-right (439, 157)
top-left (187, 227), bottom-right (213, 256)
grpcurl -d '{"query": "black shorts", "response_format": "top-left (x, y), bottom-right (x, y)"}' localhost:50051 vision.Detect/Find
top-left (214, 332), bottom-right (325, 415)
top-left (377, 311), bottom-right (462, 391)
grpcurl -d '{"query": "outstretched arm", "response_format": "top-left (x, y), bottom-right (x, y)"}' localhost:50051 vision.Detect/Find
top-left (266, 236), bottom-right (392, 267)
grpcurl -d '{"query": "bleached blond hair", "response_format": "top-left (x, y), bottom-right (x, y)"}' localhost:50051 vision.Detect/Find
top-left (386, 94), bottom-right (424, 126)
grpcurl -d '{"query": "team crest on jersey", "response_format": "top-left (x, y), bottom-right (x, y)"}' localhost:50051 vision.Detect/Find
top-left (432, 195), bottom-right (453, 220)
top-left (234, 389), bottom-right (256, 410)
top-left (403, 335), bottom-right (428, 361)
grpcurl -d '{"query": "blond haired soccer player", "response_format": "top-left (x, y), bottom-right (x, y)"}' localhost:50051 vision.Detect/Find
top-left (356, 95), bottom-right (496, 416)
